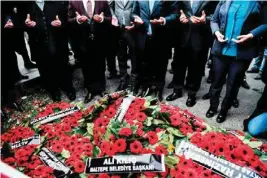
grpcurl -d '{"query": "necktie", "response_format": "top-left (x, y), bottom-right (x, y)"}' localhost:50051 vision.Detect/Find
top-left (87, 0), bottom-right (93, 19)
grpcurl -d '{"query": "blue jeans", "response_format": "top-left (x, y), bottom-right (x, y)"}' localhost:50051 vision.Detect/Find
top-left (248, 112), bottom-right (267, 137)
top-left (253, 48), bottom-right (267, 72)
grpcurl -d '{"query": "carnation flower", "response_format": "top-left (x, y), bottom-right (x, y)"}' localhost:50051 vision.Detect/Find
top-left (119, 128), bottom-right (132, 137)
top-left (74, 161), bottom-right (85, 173)
top-left (130, 141), bottom-right (143, 154)
top-left (146, 131), bottom-right (158, 145)
top-left (136, 112), bottom-right (147, 122)
top-left (114, 139), bottom-right (127, 153)
top-left (155, 145), bottom-right (168, 155)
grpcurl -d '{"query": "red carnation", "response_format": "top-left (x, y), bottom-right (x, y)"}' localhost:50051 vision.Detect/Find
top-left (170, 114), bottom-right (182, 126)
top-left (74, 161), bottom-right (85, 173)
top-left (99, 174), bottom-right (110, 178)
top-left (114, 139), bottom-right (127, 153)
top-left (51, 143), bottom-right (63, 153)
top-left (136, 112), bottom-right (147, 122)
top-left (185, 168), bottom-right (197, 178)
top-left (130, 141), bottom-right (143, 154)
top-left (155, 145), bottom-right (168, 155)
top-left (146, 131), bottom-right (158, 145)
top-left (119, 128), bottom-right (132, 137)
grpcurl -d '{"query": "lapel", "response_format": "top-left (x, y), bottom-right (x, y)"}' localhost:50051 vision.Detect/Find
top-left (151, 0), bottom-right (160, 15)
top-left (243, 1), bottom-right (257, 21)
top-left (183, 1), bottom-right (193, 15)
top-left (193, 1), bottom-right (207, 15)
top-left (78, 0), bottom-right (88, 17)
top-left (144, 1), bottom-right (150, 15)
top-left (124, 0), bottom-right (129, 7)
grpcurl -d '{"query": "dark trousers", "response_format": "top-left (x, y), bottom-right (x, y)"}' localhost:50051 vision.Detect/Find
top-left (80, 38), bottom-right (106, 93)
top-left (35, 44), bottom-right (74, 93)
top-left (140, 37), bottom-right (169, 90)
top-left (117, 30), bottom-right (138, 82)
top-left (173, 46), bottom-right (208, 96)
top-left (106, 27), bottom-right (119, 74)
top-left (210, 55), bottom-right (250, 111)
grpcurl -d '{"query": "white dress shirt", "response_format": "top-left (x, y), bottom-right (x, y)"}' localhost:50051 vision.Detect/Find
top-left (83, 0), bottom-right (95, 14)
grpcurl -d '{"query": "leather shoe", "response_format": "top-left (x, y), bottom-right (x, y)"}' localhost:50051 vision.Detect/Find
top-left (206, 107), bottom-right (217, 118)
top-left (247, 68), bottom-right (259, 73)
top-left (67, 91), bottom-right (76, 101)
top-left (232, 99), bottom-right (239, 108)
top-left (216, 111), bottom-right (227, 123)
top-left (24, 62), bottom-right (37, 69)
top-left (186, 96), bottom-right (196, 107)
top-left (241, 80), bottom-right (250, 90)
top-left (166, 90), bottom-right (182, 101)
top-left (84, 92), bottom-right (94, 103)
top-left (202, 93), bottom-right (211, 100)
top-left (167, 81), bottom-right (174, 89)
top-left (116, 82), bottom-right (128, 91)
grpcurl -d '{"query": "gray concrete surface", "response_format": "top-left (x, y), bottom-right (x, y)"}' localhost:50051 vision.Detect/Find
top-left (16, 49), bottom-right (265, 139)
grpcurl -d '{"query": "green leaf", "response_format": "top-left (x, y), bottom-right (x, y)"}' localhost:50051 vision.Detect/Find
top-left (93, 146), bottom-right (101, 157)
top-left (87, 123), bottom-right (94, 136)
top-left (79, 173), bottom-right (88, 178)
top-left (165, 156), bottom-right (179, 168)
top-left (131, 125), bottom-right (138, 133)
top-left (145, 117), bottom-right (153, 126)
top-left (260, 153), bottom-right (267, 163)
top-left (167, 127), bottom-right (185, 137)
top-left (152, 119), bottom-right (166, 125)
top-left (61, 149), bottom-right (70, 159)
top-left (254, 149), bottom-right (262, 156)
top-left (246, 141), bottom-right (262, 149)
top-left (104, 128), bottom-right (112, 141)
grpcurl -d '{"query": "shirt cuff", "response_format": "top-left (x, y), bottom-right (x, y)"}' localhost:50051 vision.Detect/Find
top-left (161, 17), bottom-right (166, 26)
top-left (100, 16), bottom-right (104, 23)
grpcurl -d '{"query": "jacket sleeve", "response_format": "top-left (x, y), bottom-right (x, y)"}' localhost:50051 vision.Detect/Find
top-left (210, 1), bottom-right (223, 35)
top-left (68, 1), bottom-right (78, 24)
top-left (131, 1), bottom-right (140, 21)
top-left (164, 1), bottom-right (179, 25)
top-left (250, 2), bottom-right (267, 38)
top-left (206, 1), bottom-right (219, 26)
top-left (103, 0), bottom-right (112, 24)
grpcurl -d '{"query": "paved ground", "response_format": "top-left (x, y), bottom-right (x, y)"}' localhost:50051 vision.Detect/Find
top-left (16, 50), bottom-right (265, 138)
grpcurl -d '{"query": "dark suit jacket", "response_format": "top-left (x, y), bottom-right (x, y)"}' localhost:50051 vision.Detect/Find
top-left (26, 1), bottom-right (69, 60)
top-left (132, 0), bottom-right (178, 49)
top-left (211, 1), bottom-right (267, 60)
top-left (178, 1), bottom-right (218, 50)
top-left (68, 0), bottom-right (111, 52)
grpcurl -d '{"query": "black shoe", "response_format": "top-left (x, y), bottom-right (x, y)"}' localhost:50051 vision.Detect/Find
top-left (18, 74), bottom-right (29, 81)
top-left (24, 62), bottom-right (37, 69)
top-left (186, 95), bottom-right (196, 107)
top-left (247, 68), bottom-right (259, 73)
top-left (50, 90), bottom-right (61, 102)
top-left (202, 93), bottom-right (211, 100)
top-left (206, 107), bottom-right (217, 118)
top-left (107, 72), bottom-right (120, 79)
top-left (66, 91), bottom-right (76, 101)
top-left (241, 80), bottom-right (250, 90)
top-left (216, 110), bottom-right (227, 123)
top-left (116, 82), bottom-right (128, 91)
top-left (232, 99), bottom-right (239, 108)
top-left (167, 81), bottom-right (174, 89)
top-left (166, 90), bottom-right (182, 101)
top-left (130, 84), bottom-right (139, 96)
top-left (84, 92), bottom-right (94, 103)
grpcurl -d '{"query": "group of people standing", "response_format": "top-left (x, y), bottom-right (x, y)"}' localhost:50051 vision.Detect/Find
top-left (2, 0), bottom-right (267, 125)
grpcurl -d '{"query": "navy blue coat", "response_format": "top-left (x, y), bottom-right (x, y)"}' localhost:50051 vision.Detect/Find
top-left (132, 0), bottom-right (178, 50)
top-left (211, 1), bottom-right (267, 60)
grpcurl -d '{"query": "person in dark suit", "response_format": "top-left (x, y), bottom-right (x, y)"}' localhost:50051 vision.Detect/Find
top-left (206, 1), bottom-right (267, 123)
top-left (166, 1), bottom-right (217, 107)
top-left (68, 0), bottom-right (112, 103)
top-left (109, 0), bottom-right (139, 94)
top-left (132, 0), bottom-right (178, 101)
top-left (26, 1), bottom-right (76, 102)
top-left (5, 1), bottom-right (36, 69)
